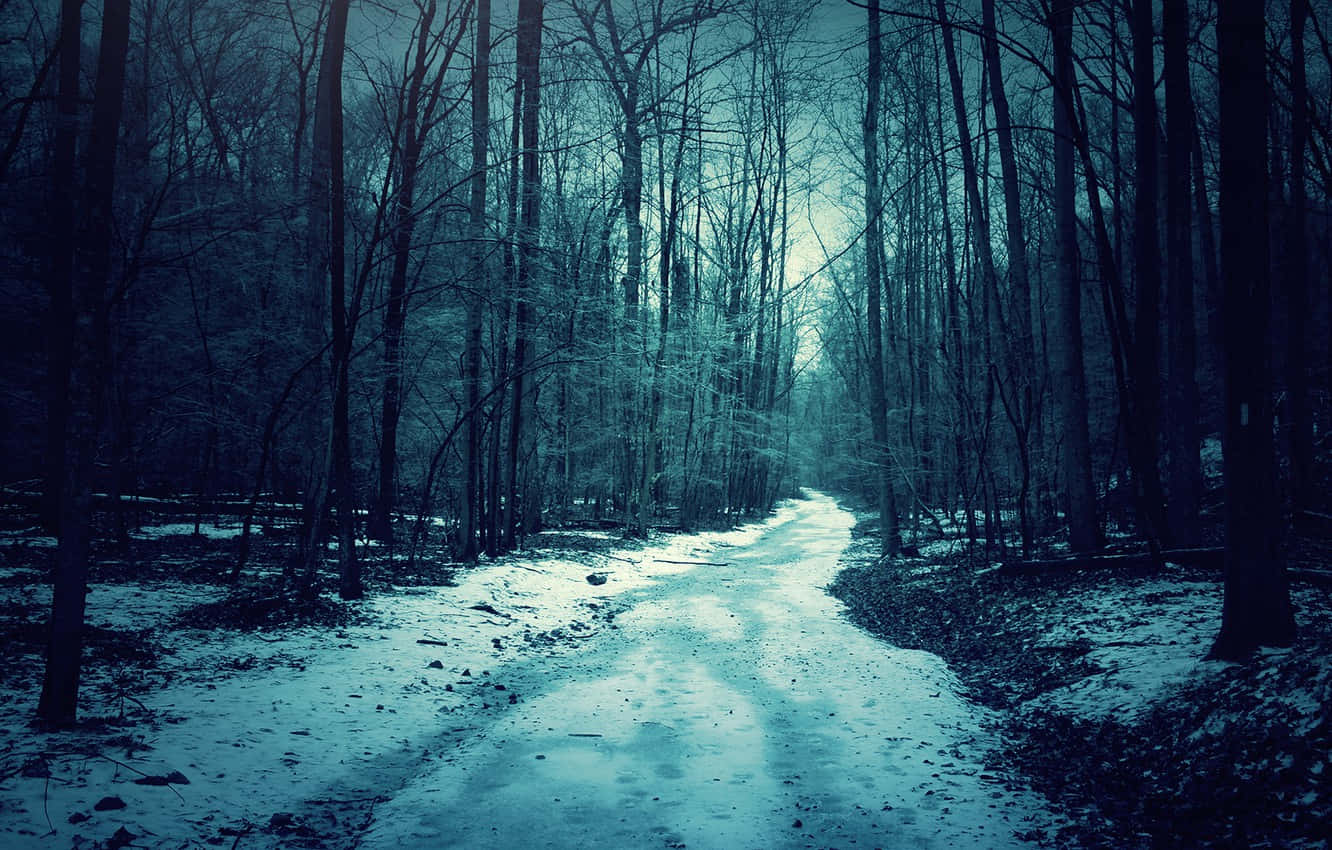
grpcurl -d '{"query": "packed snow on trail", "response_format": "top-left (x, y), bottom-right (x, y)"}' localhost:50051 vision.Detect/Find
top-left (0, 493), bottom-right (1059, 849)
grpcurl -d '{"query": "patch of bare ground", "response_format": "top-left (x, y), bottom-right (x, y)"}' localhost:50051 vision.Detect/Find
top-left (829, 517), bottom-right (1332, 849)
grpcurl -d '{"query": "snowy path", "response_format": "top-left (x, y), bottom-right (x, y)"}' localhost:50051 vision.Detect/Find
top-left (357, 494), bottom-right (1052, 849)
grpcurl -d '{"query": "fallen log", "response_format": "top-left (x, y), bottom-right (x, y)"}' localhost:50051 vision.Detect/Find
top-left (1000, 546), bottom-right (1224, 576)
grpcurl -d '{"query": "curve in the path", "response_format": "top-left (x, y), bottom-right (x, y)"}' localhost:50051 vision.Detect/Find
top-left (359, 493), bottom-right (1052, 849)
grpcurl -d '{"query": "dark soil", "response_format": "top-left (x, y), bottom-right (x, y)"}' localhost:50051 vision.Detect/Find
top-left (829, 517), bottom-right (1332, 850)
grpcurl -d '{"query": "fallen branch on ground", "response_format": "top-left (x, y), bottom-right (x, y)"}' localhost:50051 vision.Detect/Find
top-left (1289, 568), bottom-right (1332, 588)
top-left (1000, 547), bottom-right (1224, 576)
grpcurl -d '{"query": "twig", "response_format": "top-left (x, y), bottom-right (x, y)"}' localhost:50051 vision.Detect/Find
top-left (42, 773), bottom-right (53, 836)
top-left (653, 559), bottom-right (730, 567)
top-left (347, 795), bottom-right (388, 850)
top-left (229, 822), bottom-right (253, 850)
top-left (96, 754), bottom-right (186, 802)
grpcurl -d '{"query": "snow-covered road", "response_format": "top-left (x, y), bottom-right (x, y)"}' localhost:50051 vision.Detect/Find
top-left (359, 493), bottom-right (1053, 849)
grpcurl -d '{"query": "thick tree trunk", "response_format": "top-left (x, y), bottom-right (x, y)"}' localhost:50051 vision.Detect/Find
top-left (503, 0), bottom-right (543, 550)
top-left (1285, 0), bottom-right (1312, 512)
top-left (1210, 0), bottom-right (1296, 659)
top-left (41, 0), bottom-right (83, 536)
top-left (298, 0), bottom-right (338, 587)
top-left (1130, 0), bottom-right (1166, 548)
top-left (298, 0), bottom-right (354, 595)
top-left (39, 0), bottom-right (131, 728)
top-left (324, 0), bottom-right (358, 600)
top-left (981, 0), bottom-right (1036, 448)
top-left (1050, 0), bottom-right (1099, 554)
top-left (1164, 0), bottom-right (1203, 547)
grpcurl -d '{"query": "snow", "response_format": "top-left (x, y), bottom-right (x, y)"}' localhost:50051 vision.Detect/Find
top-left (355, 493), bottom-right (1056, 849)
top-left (0, 530), bottom-right (57, 548)
top-left (0, 494), bottom-right (1059, 849)
top-left (130, 523), bottom-right (244, 540)
top-left (0, 495), bottom-right (1065, 847)
top-left (1023, 576), bottom-right (1229, 721)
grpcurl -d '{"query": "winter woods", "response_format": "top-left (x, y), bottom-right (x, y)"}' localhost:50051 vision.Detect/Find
top-left (2, 0), bottom-right (1330, 723)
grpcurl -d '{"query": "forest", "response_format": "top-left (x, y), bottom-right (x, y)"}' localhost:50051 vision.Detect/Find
top-left (1, 0), bottom-right (1329, 734)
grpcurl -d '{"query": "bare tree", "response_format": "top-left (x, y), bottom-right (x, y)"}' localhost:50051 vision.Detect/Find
top-left (39, 0), bottom-right (83, 536)
top-left (461, 0), bottom-right (492, 560)
top-left (368, 0), bottom-right (473, 543)
top-left (1129, 0), bottom-right (1165, 547)
top-left (1164, 0), bottom-right (1202, 546)
top-left (502, 0), bottom-right (543, 550)
top-left (1284, 0), bottom-right (1313, 512)
top-left (298, 0), bottom-right (356, 597)
top-left (865, 0), bottom-right (899, 557)
top-left (1049, 0), bottom-right (1098, 554)
top-left (39, 0), bottom-right (132, 727)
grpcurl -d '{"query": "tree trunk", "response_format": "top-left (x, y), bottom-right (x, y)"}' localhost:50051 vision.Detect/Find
top-left (299, 0), bottom-right (353, 595)
top-left (504, 0), bottom-right (543, 550)
top-left (864, 0), bottom-right (899, 557)
top-left (1050, 0), bottom-right (1099, 554)
top-left (490, 49), bottom-right (521, 557)
top-left (939, 0), bottom-right (1030, 555)
top-left (298, 0), bottom-right (340, 587)
top-left (369, 0), bottom-right (441, 543)
top-left (38, 0), bottom-right (131, 728)
top-left (1130, 0), bottom-right (1166, 548)
top-left (324, 0), bottom-right (358, 600)
top-left (41, 0), bottom-right (83, 536)
top-left (1285, 0), bottom-right (1312, 512)
top-left (981, 0), bottom-right (1037, 464)
top-left (1164, 0), bottom-right (1203, 547)
top-left (461, 0), bottom-right (491, 561)
top-left (1209, 0), bottom-right (1296, 660)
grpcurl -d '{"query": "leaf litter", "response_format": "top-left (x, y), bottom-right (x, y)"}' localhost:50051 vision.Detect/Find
top-left (830, 514), bottom-right (1332, 849)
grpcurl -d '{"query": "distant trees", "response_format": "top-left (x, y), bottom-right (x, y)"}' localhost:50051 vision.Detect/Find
top-left (807, 0), bottom-right (1321, 634)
